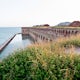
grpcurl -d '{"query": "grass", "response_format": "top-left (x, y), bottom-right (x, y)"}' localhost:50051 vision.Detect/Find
top-left (52, 26), bottom-right (80, 29)
top-left (56, 34), bottom-right (80, 47)
top-left (0, 34), bottom-right (80, 80)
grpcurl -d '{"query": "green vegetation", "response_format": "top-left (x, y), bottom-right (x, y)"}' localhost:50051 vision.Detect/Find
top-left (0, 35), bottom-right (80, 80)
top-left (56, 34), bottom-right (80, 47)
top-left (52, 26), bottom-right (80, 29)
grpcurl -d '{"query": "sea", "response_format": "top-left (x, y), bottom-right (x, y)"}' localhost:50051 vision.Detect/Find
top-left (0, 27), bottom-right (33, 60)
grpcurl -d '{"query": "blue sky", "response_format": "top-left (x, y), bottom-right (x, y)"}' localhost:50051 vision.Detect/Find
top-left (0, 0), bottom-right (80, 27)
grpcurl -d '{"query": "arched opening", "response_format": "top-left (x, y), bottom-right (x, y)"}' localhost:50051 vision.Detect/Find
top-left (72, 31), bottom-right (74, 34)
top-left (43, 37), bottom-right (45, 40)
top-left (63, 30), bottom-right (64, 33)
top-left (75, 31), bottom-right (78, 34)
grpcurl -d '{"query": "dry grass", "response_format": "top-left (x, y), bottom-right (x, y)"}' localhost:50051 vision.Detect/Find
top-left (28, 34), bottom-right (80, 63)
top-left (0, 34), bottom-right (80, 80)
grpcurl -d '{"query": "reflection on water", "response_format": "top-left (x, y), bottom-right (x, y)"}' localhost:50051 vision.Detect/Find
top-left (22, 34), bottom-right (35, 42)
top-left (0, 34), bottom-right (33, 60)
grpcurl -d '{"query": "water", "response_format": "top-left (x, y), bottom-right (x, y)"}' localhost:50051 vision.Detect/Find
top-left (0, 27), bottom-right (33, 60)
top-left (0, 27), bottom-right (21, 45)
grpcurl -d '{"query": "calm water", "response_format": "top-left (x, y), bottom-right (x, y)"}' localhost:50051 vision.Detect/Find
top-left (0, 27), bottom-right (21, 45)
top-left (0, 27), bottom-right (33, 60)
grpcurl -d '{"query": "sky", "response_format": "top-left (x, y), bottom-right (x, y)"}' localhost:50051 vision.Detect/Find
top-left (0, 0), bottom-right (80, 27)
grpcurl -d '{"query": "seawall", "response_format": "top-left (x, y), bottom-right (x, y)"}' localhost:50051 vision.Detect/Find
top-left (0, 34), bottom-right (16, 52)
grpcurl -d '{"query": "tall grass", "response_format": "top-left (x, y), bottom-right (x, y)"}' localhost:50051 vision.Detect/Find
top-left (0, 34), bottom-right (80, 80)
top-left (56, 34), bottom-right (80, 47)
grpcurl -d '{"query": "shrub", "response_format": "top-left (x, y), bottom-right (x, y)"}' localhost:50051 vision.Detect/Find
top-left (0, 42), bottom-right (80, 80)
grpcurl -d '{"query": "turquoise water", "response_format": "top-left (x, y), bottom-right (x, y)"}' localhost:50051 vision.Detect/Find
top-left (0, 27), bottom-right (33, 60)
top-left (0, 27), bottom-right (21, 45)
